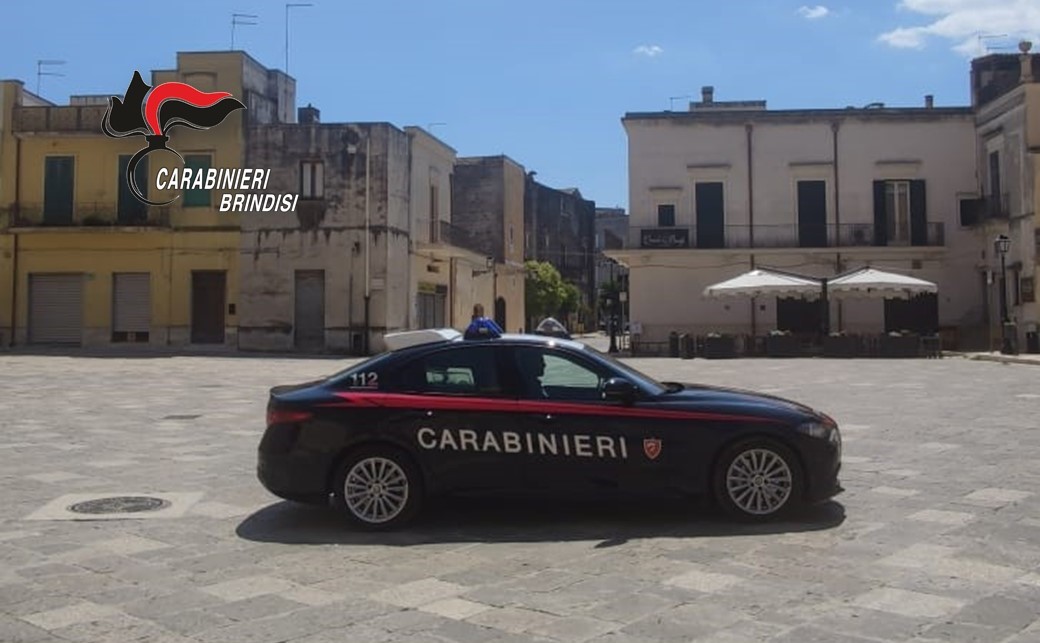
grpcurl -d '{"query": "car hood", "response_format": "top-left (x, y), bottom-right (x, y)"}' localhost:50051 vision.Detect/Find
top-left (655, 383), bottom-right (820, 422)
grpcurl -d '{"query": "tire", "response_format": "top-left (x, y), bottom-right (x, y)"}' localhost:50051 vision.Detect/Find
top-left (333, 445), bottom-right (423, 530)
top-left (712, 437), bottom-right (803, 522)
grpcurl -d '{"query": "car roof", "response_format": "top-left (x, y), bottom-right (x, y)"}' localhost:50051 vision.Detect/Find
top-left (383, 331), bottom-right (590, 357)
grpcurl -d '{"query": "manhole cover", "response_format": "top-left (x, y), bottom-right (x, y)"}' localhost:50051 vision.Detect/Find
top-left (68, 496), bottom-right (171, 515)
top-left (162, 414), bottom-right (201, 420)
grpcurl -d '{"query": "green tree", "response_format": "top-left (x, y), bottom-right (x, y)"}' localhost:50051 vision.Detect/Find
top-left (525, 260), bottom-right (575, 323)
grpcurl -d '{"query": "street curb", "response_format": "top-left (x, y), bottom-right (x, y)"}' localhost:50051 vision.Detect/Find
top-left (947, 352), bottom-right (1040, 366)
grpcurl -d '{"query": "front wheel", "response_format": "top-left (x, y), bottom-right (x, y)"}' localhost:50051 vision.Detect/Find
top-left (713, 438), bottom-right (803, 521)
top-left (333, 446), bottom-right (423, 530)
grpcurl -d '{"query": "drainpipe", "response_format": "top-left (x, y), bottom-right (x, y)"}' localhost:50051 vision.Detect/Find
top-left (10, 137), bottom-right (21, 346)
top-left (832, 120), bottom-right (843, 331)
top-left (746, 123), bottom-right (757, 337)
top-left (363, 132), bottom-right (371, 355)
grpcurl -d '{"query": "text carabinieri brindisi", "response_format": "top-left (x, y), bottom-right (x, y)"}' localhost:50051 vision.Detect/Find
top-left (155, 167), bottom-right (298, 212)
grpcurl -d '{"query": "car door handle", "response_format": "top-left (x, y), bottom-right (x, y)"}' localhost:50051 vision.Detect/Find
top-left (533, 413), bottom-right (554, 424)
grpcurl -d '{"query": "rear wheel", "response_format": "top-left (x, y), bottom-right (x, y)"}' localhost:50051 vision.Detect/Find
top-left (713, 438), bottom-right (803, 521)
top-left (333, 446), bottom-right (423, 530)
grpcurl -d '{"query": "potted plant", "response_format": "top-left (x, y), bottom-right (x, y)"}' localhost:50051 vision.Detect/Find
top-left (824, 330), bottom-right (860, 357)
top-left (880, 329), bottom-right (921, 357)
top-left (702, 332), bottom-right (737, 359)
top-left (766, 329), bottom-right (801, 357)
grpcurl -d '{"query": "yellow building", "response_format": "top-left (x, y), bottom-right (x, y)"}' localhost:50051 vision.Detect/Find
top-left (0, 52), bottom-right (293, 347)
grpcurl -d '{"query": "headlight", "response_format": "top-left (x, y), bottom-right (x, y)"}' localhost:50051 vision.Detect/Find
top-left (796, 421), bottom-right (840, 446)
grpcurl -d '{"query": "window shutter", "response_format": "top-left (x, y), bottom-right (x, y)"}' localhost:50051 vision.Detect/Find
top-left (872, 180), bottom-right (887, 246)
top-left (910, 180), bottom-right (927, 246)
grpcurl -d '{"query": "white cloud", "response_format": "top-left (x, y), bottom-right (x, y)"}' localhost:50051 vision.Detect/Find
top-left (633, 45), bottom-right (664, 58)
top-left (879, 1), bottom-right (1040, 55)
top-left (798, 5), bottom-right (831, 20)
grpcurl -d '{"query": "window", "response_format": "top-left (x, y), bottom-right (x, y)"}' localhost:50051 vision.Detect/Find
top-left (300, 161), bottom-right (324, 199)
top-left (988, 151), bottom-right (1001, 199)
top-left (885, 181), bottom-right (911, 245)
top-left (429, 183), bottom-right (440, 242)
top-left (118, 155), bottom-right (149, 224)
top-left (398, 347), bottom-right (502, 396)
top-left (43, 156), bottom-right (75, 224)
top-left (515, 347), bottom-right (605, 401)
top-left (183, 154), bottom-right (212, 207)
top-left (509, 226), bottom-right (515, 253)
top-left (657, 204), bottom-right (676, 227)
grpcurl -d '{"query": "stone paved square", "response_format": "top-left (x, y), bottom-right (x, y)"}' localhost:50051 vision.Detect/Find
top-left (2, 350), bottom-right (1039, 641)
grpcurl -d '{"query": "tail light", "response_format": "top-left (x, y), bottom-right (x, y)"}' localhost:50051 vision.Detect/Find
top-left (266, 407), bottom-right (313, 426)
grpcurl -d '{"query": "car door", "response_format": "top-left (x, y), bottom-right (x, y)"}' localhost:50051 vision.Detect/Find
top-left (388, 344), bottom-right (526, 494)
top-left (507, 345), bottom-right (634, 495)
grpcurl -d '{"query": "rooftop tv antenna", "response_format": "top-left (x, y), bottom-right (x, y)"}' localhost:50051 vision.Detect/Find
top-left (977, 33), bottom-right (1010, 54)
top-left (231, 13), bottom-right (259, 50)
top-left (669, 95), bottom-right (691, 111)
top-left (36, 59), bottom-right (66, 96)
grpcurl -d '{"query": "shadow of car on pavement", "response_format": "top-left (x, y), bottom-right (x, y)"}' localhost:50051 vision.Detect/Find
top-left (236, 496), bottom-right (845, 548)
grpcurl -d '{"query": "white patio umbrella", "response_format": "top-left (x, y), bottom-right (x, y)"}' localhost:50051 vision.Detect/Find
top-left (827, 267), bottom-right (937, 299)
top-left (703, 268), bottom-right (822, 299)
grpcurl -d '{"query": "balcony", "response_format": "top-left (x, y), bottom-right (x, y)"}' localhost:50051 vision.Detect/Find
top-left (12, 105), bottom-right (108, 133)
top-left (6, 203), bottom-right (170, 229)
top-left (631, 222), bottom-right (945, 250)
top-left (959, 193), bottom-right (1009, 226)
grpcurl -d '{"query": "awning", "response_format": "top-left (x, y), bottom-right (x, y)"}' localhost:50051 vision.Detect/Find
top-left (703, 269), bottom-right (822, 299)
top-left (827, 267), bottom-right (937, 299)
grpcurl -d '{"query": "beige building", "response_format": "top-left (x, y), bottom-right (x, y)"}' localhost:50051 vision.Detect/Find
top-left (968, 45), bottom-right (1040, 352)
top-left (240, 111), bottom-right (511, 354)
top-left (610, 87), bottom-right (984, 347)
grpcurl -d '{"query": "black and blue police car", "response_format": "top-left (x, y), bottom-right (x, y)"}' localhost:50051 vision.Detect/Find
top-left (258, 328), bottom-right (842, 529)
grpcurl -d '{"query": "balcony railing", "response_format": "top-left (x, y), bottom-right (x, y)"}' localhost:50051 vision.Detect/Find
top-left (631, 222), bottom-right (945, 250)
top-left (5, 203), bottom-right (170, 228)
top-left (960, 193), bottom-right (1009, 226)
top-left (12, 105), bottom-right (108, 133)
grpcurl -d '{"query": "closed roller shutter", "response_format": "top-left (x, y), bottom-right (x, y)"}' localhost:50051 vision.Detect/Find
top-left (113, 273), bottom-right (151, 335)
top-left (29, 274), bottom-right (84, 345)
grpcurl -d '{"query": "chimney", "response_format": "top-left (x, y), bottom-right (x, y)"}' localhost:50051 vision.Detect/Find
top-left (701, 86), bottom-right (714, 104)
top-left (298, 103), bottom-right (320, 124)
top-left (924, 94), bottom-right (934, 109)
top-left (1020, 41), bottom-right (1034, 83)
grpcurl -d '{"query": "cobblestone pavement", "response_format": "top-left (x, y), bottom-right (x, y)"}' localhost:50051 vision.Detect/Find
top-left (1, 349), bottom-right (1039, 642)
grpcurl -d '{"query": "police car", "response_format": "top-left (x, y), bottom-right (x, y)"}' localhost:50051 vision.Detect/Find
top-left (258, 328), bottom-right (842, 529)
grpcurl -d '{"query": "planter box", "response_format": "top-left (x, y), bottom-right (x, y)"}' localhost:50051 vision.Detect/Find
top-left (880, 335), bottom-right (921, 358)
top-left (702, 336), bottom-right (737, 359)
top-left (766, 335), bottom-right (802, 358)
top-left (824, 335), bottom-right (861, 358)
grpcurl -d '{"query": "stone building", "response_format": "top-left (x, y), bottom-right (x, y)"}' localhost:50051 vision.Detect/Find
top-left (450, 155), bottom-right (527, 333)
top-left (241, 110), bottom-right (494, 353)
top-left (966, 44), bottom-right (1040, 352)
top-left (523, 177), bottom-right (596, 330)
top-left (610, 86), bottom-right (982, 346)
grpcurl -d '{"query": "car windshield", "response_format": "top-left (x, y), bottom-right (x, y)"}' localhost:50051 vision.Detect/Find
top-left (581, 344), bottom-right (667, 394)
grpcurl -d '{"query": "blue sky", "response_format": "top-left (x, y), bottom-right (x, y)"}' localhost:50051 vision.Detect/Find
top-left (2, 1), bottom-right (1037, 210)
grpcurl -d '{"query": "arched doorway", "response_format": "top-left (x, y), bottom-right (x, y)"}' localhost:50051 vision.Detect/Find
top-left (494, 297), bottom-right (507, 328)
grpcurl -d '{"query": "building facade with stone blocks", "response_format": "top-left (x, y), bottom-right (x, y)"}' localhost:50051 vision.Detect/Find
top-left (451, 155), bottom-right (527, 334)
top-left (610, 86), bottom-right (984, 347)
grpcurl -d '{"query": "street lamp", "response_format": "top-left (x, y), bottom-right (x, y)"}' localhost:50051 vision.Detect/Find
top-left (994, 234), bottom-right (1016, 354)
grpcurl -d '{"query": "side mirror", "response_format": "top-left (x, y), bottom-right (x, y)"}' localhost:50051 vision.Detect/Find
top-left (603, 377), bottom-right (637, 404)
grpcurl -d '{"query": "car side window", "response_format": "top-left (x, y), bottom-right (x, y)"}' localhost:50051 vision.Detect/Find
top-left (396, 347), bottom-right (503, 396)
top-left (515, 347), bottom-right (605, 401)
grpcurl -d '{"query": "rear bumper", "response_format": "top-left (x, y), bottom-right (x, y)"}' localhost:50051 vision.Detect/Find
top-left (257, 450), bottom-right (333, 505)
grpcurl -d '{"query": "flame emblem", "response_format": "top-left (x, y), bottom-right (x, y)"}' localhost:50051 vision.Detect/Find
top-left (103, 71), bottom-right (245, 205)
